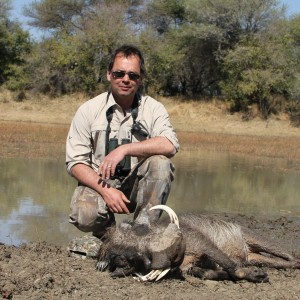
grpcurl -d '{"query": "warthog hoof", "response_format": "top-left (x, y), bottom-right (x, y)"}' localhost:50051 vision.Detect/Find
top-left (234, 267), bottom-right (269, 283)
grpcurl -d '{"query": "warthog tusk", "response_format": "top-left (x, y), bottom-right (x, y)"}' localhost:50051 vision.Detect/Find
top-left (134, 268), bottom-right (171, 282)
top-left (155, 268), bottom-right (171, 281)
top-left (149, 205), bottom-right (180, 228)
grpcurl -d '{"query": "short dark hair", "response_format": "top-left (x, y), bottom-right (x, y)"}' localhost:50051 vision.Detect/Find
top-left (108, 45), bottom-right (146, 75)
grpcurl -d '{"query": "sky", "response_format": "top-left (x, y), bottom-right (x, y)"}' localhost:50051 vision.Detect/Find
top-left (10, 0), bottom-right (31, 24)
top-left (282, 0), bottom-right (300, 15)
top-left (9, 0), bottom-right (300, 40)
top-left (10, 0), bottom-right (43, 39)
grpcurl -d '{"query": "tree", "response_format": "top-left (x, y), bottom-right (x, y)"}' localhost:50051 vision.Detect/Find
top-left (0, 0), bottom-right (11, 19)
top-left (146, 0), bottom-right (185, 34)
top-left (221, 18), bottom-right (300, 118)
top-left (0, 0), bottom-right (31, 90)
top-left (23, 0), bottom-right (138, 95)
top-left (138, 0), bottom-right (283, 97)
top-left (23, 0), bottom-right (90, 33)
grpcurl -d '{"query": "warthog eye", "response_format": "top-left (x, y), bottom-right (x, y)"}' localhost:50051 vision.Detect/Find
top-left (132, 223), bottom-right (151, 236)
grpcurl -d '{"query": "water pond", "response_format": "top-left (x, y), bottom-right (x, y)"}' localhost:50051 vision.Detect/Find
top-left (0, 150), bottom-right (299, 246)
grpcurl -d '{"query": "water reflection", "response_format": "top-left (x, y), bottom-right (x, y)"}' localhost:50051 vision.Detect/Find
top-left (0, 158), bottom-right (78, 246)
top-left (170, 151), bottom-right (300, 216)
top-left (0, 151), bottom-right (299, 246)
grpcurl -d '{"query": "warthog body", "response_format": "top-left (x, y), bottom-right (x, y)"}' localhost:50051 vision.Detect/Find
top-left (178, 213), bottom-right (299, 282)
top-left (97, 212), bottom-right (300, 282)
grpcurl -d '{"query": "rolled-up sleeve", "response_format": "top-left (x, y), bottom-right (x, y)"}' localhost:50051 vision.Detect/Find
top-left (66, 103), bottom-right (93, 175)
top-left (150, 101), bottom-right (179, 152)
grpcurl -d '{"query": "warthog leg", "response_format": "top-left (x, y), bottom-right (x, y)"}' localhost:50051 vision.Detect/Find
top-left (188, 266), bottom-right (268, 283)
top-left (242, 228), bottom-right (300, 269)
top-left (247, 253), bottom-right (300, 269)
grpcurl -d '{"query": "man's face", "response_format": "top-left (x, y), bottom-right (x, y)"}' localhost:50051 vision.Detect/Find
top-left (107, 54), bottom-right (142, 102)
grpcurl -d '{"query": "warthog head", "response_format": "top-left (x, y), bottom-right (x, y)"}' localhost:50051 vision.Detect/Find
top-left (97, 205), bottom-right (186, 281)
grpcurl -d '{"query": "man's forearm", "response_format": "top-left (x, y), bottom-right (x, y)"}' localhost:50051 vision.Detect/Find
top-left (123, 136), bottom-right (176, 158)
top-left (71, 163), bottom-right (106, 194)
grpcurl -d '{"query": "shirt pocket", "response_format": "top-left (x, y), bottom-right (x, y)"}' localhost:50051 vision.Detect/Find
top-left (91, 125), bottom-right (107, 163)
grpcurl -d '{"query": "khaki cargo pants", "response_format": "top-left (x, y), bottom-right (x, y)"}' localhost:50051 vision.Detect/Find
top-left (69, 155), bottom-right (175, 237)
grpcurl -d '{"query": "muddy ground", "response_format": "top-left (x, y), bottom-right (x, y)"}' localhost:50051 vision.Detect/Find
top-left (1, 213), bottom-right (300, 300)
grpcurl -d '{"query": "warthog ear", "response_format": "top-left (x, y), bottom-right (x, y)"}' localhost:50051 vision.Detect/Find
top-left (119, 220), bottom-right (151, 235)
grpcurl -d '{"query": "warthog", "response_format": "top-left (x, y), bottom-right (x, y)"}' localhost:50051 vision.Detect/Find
top-left (97, 206), bottom-right (300, 283)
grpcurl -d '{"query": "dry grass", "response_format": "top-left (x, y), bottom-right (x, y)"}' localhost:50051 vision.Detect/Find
top-left (177, 131), bottom-right (300, 161)
top-left (0, 88), bottom-right (84, 125)
top-left (0, 121), bottom-right (68, 159)
top-left (162, 97), bottom-right (299, 138)
top-left (0, 89), bottom-right (299, 161)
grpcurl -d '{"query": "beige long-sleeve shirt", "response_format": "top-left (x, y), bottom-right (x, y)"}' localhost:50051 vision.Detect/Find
top-left (66, 92), bottom-right (179, 175)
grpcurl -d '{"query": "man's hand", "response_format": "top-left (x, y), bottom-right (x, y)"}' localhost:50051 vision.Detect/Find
top-left (70, 164), bottom-right (130, 214)
top-left (98, 146), bottom-right (127, 179)
top-left (101, 186), bottom-right (130, 214)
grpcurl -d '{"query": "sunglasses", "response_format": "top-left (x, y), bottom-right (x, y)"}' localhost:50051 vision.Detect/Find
top-left (112, 70), bottom-right (141, 81)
